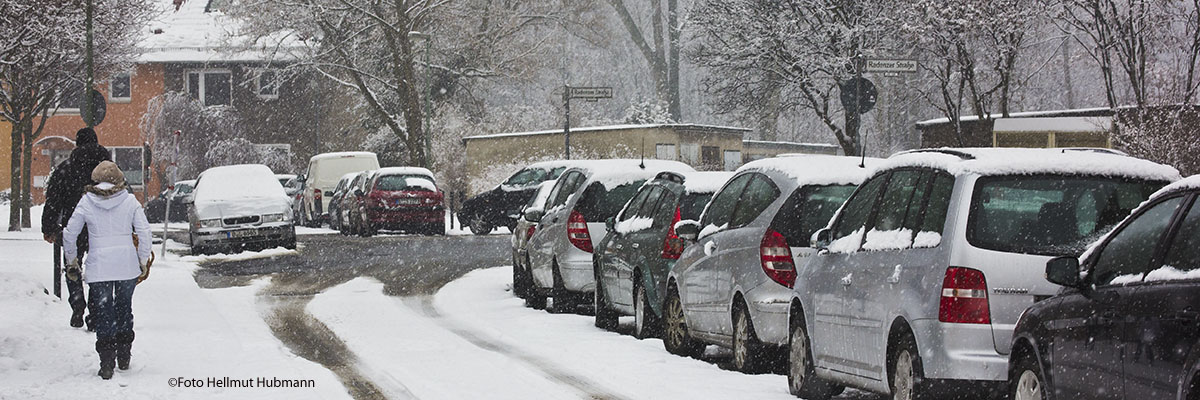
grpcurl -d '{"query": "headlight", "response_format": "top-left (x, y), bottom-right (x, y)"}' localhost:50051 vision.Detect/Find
top-left (261, 213), bottom-right (287, 223)
top-left (194, 219), bottom-right (222, 229)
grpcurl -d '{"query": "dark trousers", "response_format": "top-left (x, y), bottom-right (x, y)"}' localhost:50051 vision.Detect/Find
top-left (64, 230), bottom-right (93, 328)
top-left (88, 279), bottom-right (137, 367)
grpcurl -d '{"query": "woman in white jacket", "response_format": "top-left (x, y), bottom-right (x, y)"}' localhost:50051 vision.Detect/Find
top-left (63, 161), bottom-right (152, 380)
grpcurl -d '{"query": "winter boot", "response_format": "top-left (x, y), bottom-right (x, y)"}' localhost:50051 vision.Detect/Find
top-left (70, 310), bottom-right (84, 328)
top-left (96, 340), bottom-right (117, 380)
top-left (116, 331), bottom-right (134, 370)
top-left (85, 314), bottom-right (95, 332)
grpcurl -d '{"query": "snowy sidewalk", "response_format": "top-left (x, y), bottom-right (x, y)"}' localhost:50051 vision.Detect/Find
top-left (0, 205), bottom-right (349, 399)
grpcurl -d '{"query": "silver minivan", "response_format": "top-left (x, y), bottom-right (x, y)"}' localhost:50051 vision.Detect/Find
top-left (665, 155), bottom-right (875, 372)
top-left (786, 148), bottom-right (1180, 400)
top-left (525, 159), bottom-right (693, 311)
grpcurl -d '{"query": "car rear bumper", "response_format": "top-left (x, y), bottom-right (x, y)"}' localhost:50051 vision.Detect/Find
top-left (911, 319), bottom-right (1008, 382)
top-left (368, 208), bottom-right (444, 225)
top-left (744, 283), bottom-right (793, 346)
top-left (192, 223), bottom-right (295, 248)
top-left (559, 250), bottom-right (595, 294)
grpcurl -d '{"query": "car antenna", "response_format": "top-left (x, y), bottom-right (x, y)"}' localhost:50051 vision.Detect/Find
top-left (639, 136), bottom-right (646, 169)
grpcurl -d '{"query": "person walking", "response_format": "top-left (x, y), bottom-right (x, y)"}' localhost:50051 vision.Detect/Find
top-left (42, 127), bottom-right (111, 329)
top-left (62, 161), bottom-right (152, 379)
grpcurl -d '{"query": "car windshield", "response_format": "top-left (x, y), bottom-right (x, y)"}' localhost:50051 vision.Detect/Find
top-left (174, 184), bottom-right (194, 195)
top-left (968, 175), bottom-right (1168, 256)
top-left (375, 175), bottom-right (437, 192)
top-left (771, 184), bottom-right (858, 247)
top-left (503, 168), bottom-right (547, 187)
top-left (679, 192), bottom-right (714, 220)
top-left (576, 180), bottom-right (646, 222)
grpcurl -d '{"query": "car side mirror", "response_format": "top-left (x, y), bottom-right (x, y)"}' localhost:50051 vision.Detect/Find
top-left (524, 208), bottom-right (545, 223)
top-left (354, 188), bottom-right (364, 197)
top-left (605, 217), bottom-right (616, 232)
top-left (675, 220), bottom-right (700, 242)
top-left (812, 228), bottom-right (832, 250)
top-left (1046, 256), bottom-right (1083, 288)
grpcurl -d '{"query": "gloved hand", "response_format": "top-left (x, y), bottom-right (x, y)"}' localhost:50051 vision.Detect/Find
top-left (65, 258), bottom-right (81, 282)
top-left (137, 261), bottom-right (150, 284)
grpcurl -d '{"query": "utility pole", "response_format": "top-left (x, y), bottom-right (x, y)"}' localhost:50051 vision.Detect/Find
top-left (563, 85), bottom-right (571, 160)
top-left (84, 0), bottom-right (95, 127)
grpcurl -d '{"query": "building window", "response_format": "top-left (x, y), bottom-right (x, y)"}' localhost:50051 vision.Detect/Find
top-left (255, 69), bottom-right (280, 99)
top-left (655, 143), bottom-right (676, 160)
top-left (701, 146), bottom-right (720, 170)
top-left (110, 147), bottom-right (144, 187)
top-left (186, 70), bottom-right (232, 106)
top-left (680, 143), bottom-right (700, 165)
top-left (109, 73), bottom-right (131, 102)
top-left (723, 150), bottom-right (742, 171)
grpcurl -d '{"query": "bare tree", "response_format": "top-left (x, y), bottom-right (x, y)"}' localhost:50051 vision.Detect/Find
top-left (0, 0), bottom-right (150, 231)
top-left (607, 0), bottom-right (684, 120)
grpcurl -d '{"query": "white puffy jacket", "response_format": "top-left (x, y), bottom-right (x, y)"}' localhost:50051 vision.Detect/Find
top-left (64, 188), bottom-right (152, 284)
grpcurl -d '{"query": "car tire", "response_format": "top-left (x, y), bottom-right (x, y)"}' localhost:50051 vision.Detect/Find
top-left (663, 287), bottom-right (704, 358)
top-left (1010, 352), bottom-right (1049, 400)
top-left (468, 216), bottom-right (494, 235)
top-left (427, 222), bottom-right (445, 236)
top-left (890, 334), bottom-right (929, 400)
top-left (550, 262), bottom-right (576, 313)
top-left (282, 237), bottom-right (297, 250)
top-left (593, 275), bottom-right (619, 331)
top-left (789, 316), bottom-right (833, 400)
top-left (733, 302), bottom-right (766, 373)
top-left (633, 279), bottom-right (660, 339)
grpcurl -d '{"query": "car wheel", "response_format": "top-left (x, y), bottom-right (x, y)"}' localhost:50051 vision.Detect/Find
top-left (468, 216), bottom-right (494, 235)
top-left (282, 237), bottom-right (297, 250)
top-left (733, 302), bottom-right (766, 373)
top-left (890, 335), bottom-right (928, 400)
top-left (550, 261), bottom-right (575, 313)
top-left (428, 222), bottom-right (445, 236)
top-left (633, 279), bottom-right (660, 339)
top-left (789, 317), bottom-right (833, 399)
top-left (593, 277), bottom-right (619, 331)
top-left (1011, 352), bottom-right (1049, 400)
top-left (663, 287), bottom-right (704, 358)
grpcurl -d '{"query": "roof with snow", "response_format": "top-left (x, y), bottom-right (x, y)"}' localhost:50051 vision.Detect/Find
top-left (374, 167), bottom-right (434, 178)
top-left (308, 152), bottom-right (378, 163)
top-left (461, 124), bottom-right (750, 142)
top-left (992, 117), bottom-right (1113, 133)
top-left (737, 155), bottom-right (879, 186)
top-left (679, 171), bottom-right (734, 194)
top-left (915, 107), bottom-right (1113, 127)
top-left (1149, 174), bottom-right (1200, 201)
top-left (139, 0), bottom-right (300, 63)
top-left (880, 148), bottom-right (1181, 181)
top-left (570, 159), bottom-right (695, 189)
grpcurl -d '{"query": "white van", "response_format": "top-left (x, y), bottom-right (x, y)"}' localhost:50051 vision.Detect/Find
top-left (300, 151), bottom-right (380, 226)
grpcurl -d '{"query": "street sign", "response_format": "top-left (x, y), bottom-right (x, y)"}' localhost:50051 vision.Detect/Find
top-left (81, 89), bottom-right (106, 126)
top-left (839, 77), bottom-right (877, 115)
top-left (865, 59), bottom-right (918, 73)
top-left (568, 87), bottom-right (613, 100)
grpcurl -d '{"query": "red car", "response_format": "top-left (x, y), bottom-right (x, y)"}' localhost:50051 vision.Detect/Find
top-left (345, 167), bottom-right (445, 236)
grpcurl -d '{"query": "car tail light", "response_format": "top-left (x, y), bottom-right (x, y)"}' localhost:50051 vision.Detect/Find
top-left (567, 209), bottom-right (593, 253)
top-left (661, 207), bottom-right (683, 259)
top-left (526, 225), bottom-right (536, 241)
top-left (939, 267), bottom-right (991, 324)
top-left (760, 229), bottom-right (796, 288)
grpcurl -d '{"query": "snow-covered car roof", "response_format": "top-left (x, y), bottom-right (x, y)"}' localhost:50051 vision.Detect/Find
top-left (174, 179), bottom-right (197, 187)
top-left (880, 148), bottom-right (1181, 181)
top-left (678, 171), bottom-right (734, 194)
top-left (337, 172), bottom-right (359, 183)
top-left (275, 174), bottom-right (297, 180)
top-left (374, 167), bottom-right (435, 178)
top-left (1146, 174), bottom-right (1200, 202)
top-left (737, 155), bottom-right (879, 186)
top-left (569, 160), bottom-right (695, 189)
top-left (308, 151), bottom-right (378, 163)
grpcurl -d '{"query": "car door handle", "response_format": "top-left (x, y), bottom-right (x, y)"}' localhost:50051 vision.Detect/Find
top-left (1093, 311), bottom-right (1119, 325)
top-left (887, 265), bottom-right (902, 284)
top-left (614, 244), bottom-right (623, 250)
top-left (840, 273), bottom-right (852, 286)
top-left (704, 241), bottom-right (717, 256)
top-left (1170, 310), bottom-right (1199, 323)
top-left (631, 243), bottom-right (639, 249)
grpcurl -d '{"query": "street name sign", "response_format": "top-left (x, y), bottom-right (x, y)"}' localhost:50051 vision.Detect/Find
top-left (865, 59), bottom-right (918, 73)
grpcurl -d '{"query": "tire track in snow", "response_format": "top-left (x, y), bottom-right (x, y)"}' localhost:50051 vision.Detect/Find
top-left (405, 295), bottom-right (632, 400)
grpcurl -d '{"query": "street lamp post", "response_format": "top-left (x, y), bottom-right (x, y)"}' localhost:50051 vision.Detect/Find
top-left (408, 32), bottom-right (433, 169)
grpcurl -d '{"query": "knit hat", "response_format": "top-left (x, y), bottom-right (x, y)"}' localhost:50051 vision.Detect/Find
top-left (91, 161), bottom-right (126, 186)
top-left (76, 127), bottom-right (98, 146)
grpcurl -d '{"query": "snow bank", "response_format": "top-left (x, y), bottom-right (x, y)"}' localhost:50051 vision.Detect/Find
top-left (862, 228), bottom-right (913, 251)
top-left (179, 246), bottom-right (298, 263)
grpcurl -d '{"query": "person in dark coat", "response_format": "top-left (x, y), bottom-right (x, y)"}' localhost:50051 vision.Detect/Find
top-left (41, 127), bottom-right (111, 329)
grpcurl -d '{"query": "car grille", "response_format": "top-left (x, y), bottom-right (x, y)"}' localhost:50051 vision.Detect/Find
top-left (223, 216), bottom-right (260, 225)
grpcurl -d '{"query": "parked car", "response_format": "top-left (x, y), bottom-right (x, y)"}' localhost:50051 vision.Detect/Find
top-left (282, 175), bottom-right (304, 197)
top-left (592, 170), bottom-right (733, 338)
top-left (662, 156), bottom-right (873, 372)
top-left (339, 171), bottom-right (374, 236)
top-left (460, 161), bottom-right (572, 235)
top-left (785, 148), bottom-right (1179, 400)
top-left (276, 174), bottom-right (297, 188)
top-left (1009, 175), bottom-right (1200, 400)
top-left (327, 172), bottom-right (359, 232)
top-left (188, 164), bottom-right (296, 255)
top-left (300, 152), bottom-right (380, 227)
top-left (145, 179), bottom-right (195, 223)
top-left (524, 160), bottom-right (694, 311)
top-left (511, 181), bottom-right (558, 304)
top-left (345, 167), bottom-right (445, 236)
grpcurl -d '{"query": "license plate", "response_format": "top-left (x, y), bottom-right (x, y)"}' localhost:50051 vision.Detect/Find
top-left (395, 198), bottom-right (420, 205)
top-left (226, 229), bottom-right (259, 238)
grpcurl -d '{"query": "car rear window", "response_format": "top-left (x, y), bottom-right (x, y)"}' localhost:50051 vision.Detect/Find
top-left (576, 180), bottom-right (646, 222)
top-left (375, 175), bottom-right (437, 192)
top-left (968, 175), bottom-right (1167, 256)
top-left (772, 184), bottom-right (858, 248)
top-left (503, 168), bottom-right (547, 187)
